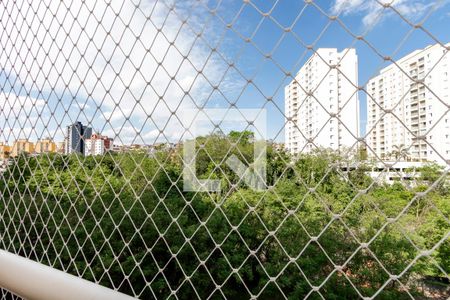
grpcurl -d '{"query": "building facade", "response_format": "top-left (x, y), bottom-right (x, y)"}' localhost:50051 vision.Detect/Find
top-left (366, 43), bottom-right (450, 165)
top-left (65, 122), bottom-right (92, 155)
top-left (56, 142), bottom-right (65, 154)
top-left (0, 143), bottom-right (11, 160)
top-left (35, 139), bottom-right (57, 154)
top-left (11, 140), bottom-right (35, 157)
top-left (84, 133), bottom-right (113, 156)
top-left (285, 48), bottom-right (359, 154)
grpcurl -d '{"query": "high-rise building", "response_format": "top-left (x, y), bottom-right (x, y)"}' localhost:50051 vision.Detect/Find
top-left (0, 143), bottom-right (11, 160)
top-left (35, 139), bottom-right (57, 154)
top-left (285, 48), bottom-right (359, 154)
top-left (84, 133), bottom-right (113, 156)
top-left (11, 140), bottom-right (35, 157)
top-left (366, 43), bottom-right (450, 165)
top-left (65, 122), bottom-right (92, 155)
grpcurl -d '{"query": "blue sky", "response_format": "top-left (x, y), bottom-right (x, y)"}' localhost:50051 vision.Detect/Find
top-left (0, 0), bottom-right (449, 145)
top-left (210, 0), bottom-right (450, 141)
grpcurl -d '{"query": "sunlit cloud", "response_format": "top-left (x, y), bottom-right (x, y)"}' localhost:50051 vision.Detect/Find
top-left (331, 0), bottom-right (446, 27)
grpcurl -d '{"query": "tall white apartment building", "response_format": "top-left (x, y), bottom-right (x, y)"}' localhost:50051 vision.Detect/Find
top-left (366, 43), bottom-right (450, 165)
top-left (285, 48), bottom-right (359, 154)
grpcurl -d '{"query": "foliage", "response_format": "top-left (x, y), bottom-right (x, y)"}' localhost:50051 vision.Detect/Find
top-left (0, 134), bottom-right (449, 299)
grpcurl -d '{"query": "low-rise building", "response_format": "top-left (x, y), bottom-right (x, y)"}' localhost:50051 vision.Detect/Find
top-left (35, 139), bottom-right (57, 154)
top-left (0, 143), bottom-right (11, 160)
top-left (367, 161), bottom-right (425, 185)
top-left (85, 133), bottom-right (113, 156)
top-left (11, 140), bottom-right (34, 157)
top-left (111, 144), bottom-right (122, 152)
top-left (56, 142), bottom-right (65, 154)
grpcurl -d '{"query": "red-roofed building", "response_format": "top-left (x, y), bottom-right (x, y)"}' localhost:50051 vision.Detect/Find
top-left (84, 133), bottom-right (113, 156)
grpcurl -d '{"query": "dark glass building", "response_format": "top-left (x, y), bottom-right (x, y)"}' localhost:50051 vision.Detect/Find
top-left (64, 122), bottom-right (92, 155)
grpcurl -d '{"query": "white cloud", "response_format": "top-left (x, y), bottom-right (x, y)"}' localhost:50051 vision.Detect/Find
top-left (0, 93), bottom-right (45, 115)
top-left (0, 0), bottom-right (234, 144)
top-left (331, 0), bottom-right (445, 27)
top-left (0, 92), bottom-right (48, 142)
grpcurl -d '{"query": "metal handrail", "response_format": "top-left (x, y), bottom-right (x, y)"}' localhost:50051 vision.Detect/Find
top-left (0, 249), bottom-right (135, 300)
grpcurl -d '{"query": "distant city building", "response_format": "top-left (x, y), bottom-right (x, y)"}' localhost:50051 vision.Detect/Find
top-left (11, 139), bottom-right (35, 157)
top-left (267, 140), bottom-right (285, 152)
top-left (85, 133), bottom-right (113, 156)
top-left (35, 139), bottom-right (57, 154)
top-left (366, 43), bottom-right (450, 165)
top-left (0, 143), bottom-right (11, 160)
top-left (110, 142), bottom-right (177, 155)
top-left (130, 144), bottom-right (142, 150)
top-left (111, 144), bottom-right (122, 152)
top-left (65, 122), bottom-right (92, 155)
top-left (367, 161), bottom-right (426, 186)
top-left (285, 48), bottom-right (359, 154)
top-left (56, 142), bottom-right (65, 154)
top-left (110, 145), bottom-right (129, 153)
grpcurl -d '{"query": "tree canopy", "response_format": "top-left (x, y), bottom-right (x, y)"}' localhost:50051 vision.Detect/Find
top-left (0, 132), bottom-right (449, 299)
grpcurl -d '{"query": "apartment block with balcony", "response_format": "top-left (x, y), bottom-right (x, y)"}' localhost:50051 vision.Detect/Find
top-left (366, 43), bottom-right (450, 165)
top-left (285, 48), bottom-right (359, 154)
